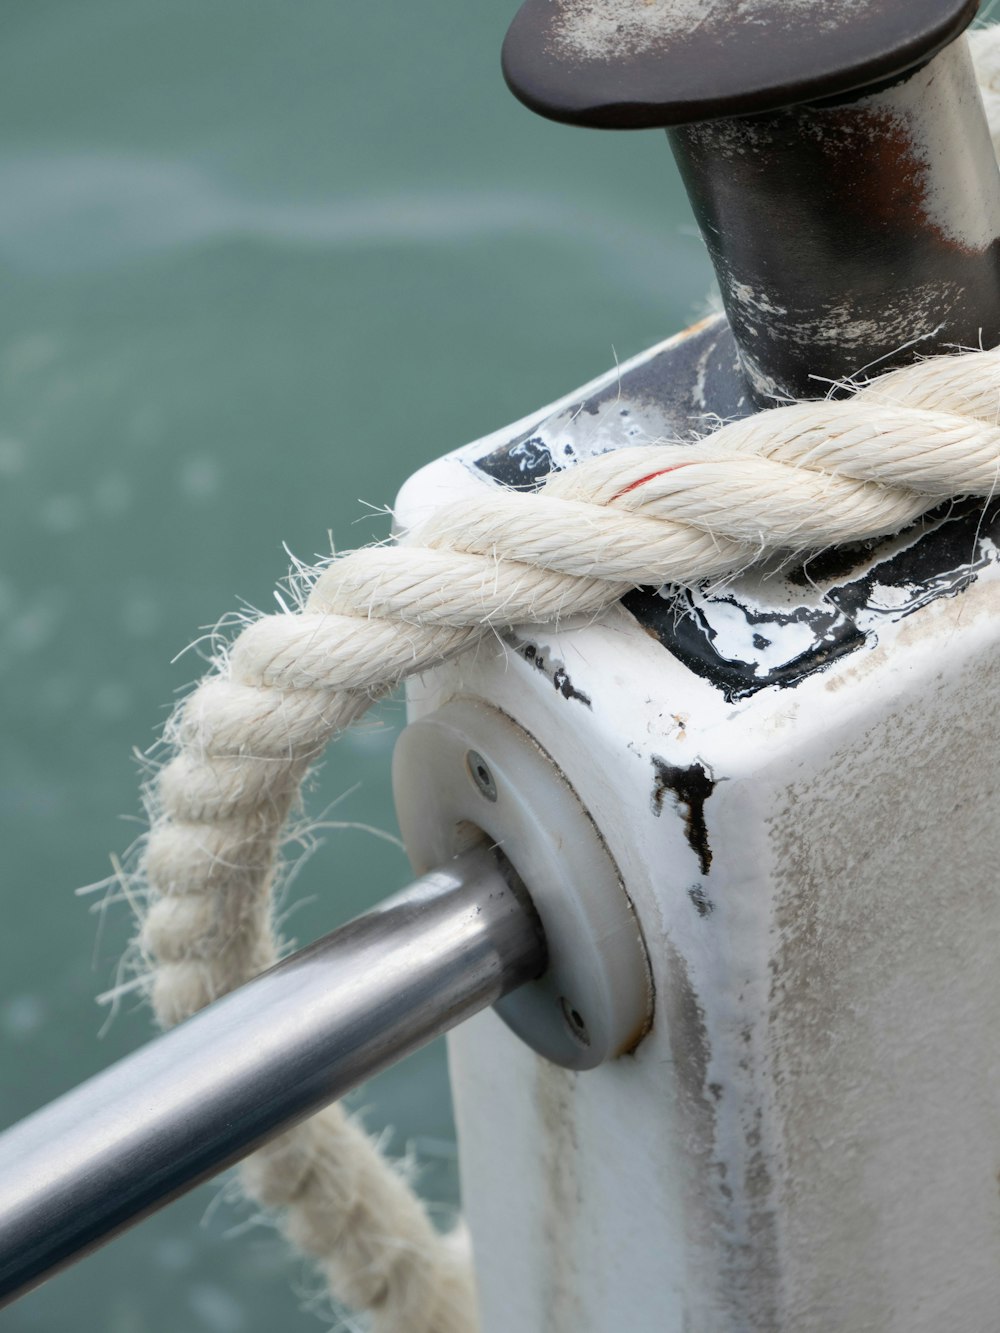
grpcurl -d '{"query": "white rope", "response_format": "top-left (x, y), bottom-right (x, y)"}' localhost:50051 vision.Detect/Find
top-left (129, 26), bottom-right (1000, 1333)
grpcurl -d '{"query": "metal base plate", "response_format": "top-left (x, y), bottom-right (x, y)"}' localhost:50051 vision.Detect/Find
top-left (392, 697), bottom-right (653, 1070)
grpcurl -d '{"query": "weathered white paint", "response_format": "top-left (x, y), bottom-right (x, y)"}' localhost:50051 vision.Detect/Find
top-left (396, 344), bottom-right (1000, 1331)
top-left (548, 0), bottom-right (861, 62)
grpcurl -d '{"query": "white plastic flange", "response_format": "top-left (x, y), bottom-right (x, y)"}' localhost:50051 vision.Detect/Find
top-left (392, 697), bottom-right (653, 1070)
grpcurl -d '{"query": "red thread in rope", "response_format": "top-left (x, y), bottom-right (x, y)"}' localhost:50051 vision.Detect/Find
top-left (612, 461), bottom-right (696, 502)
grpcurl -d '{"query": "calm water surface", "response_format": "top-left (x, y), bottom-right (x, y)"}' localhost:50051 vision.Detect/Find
top-left (0, 3), bottom-right (710, 1328)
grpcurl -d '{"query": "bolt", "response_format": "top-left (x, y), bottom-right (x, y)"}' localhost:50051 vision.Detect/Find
top-left (466, 750), bottom-right (497, 803)
top-left (560, 996), bottom-right (590, 1046)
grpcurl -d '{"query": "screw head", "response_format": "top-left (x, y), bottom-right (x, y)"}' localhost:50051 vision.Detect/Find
top-left (466, 750), bottom-right (498, 803)
top-left (560, 996), bottom-right (590, 1047)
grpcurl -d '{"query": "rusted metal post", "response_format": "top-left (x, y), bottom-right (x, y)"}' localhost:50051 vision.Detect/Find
top-left (502, 0), bottom-right (1000, 401)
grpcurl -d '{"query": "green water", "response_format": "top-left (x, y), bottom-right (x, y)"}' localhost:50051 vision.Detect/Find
top-left (0, 3), bottom-right (709, 1328)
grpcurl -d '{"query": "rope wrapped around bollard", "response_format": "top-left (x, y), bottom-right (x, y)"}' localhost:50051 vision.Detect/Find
top-left (129, 27), bottom-right (1000, 1333)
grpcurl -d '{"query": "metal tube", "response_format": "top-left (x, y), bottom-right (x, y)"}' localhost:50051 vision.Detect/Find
top-left (0, 846), bottom-right (546, 1307)
top-left (668, 37), bottom-right (1000, 402)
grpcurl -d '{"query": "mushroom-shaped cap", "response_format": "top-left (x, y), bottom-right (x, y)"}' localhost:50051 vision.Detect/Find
top-left (502, 0), bottom-right (980, 128)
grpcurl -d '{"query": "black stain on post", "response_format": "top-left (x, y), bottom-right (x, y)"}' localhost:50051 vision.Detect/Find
top-left (688, 884), bottom-right (715, 917)
top-left (651, 757), bottom-right (716, 875)
top-left (517, 641), bottom-right (592, 707)
top-left (623, 494), bottom-right (1000, 704)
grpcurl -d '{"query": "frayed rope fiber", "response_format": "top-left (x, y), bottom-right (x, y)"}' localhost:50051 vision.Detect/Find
top-left (130, 27), bottom-right (1000, 1333)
